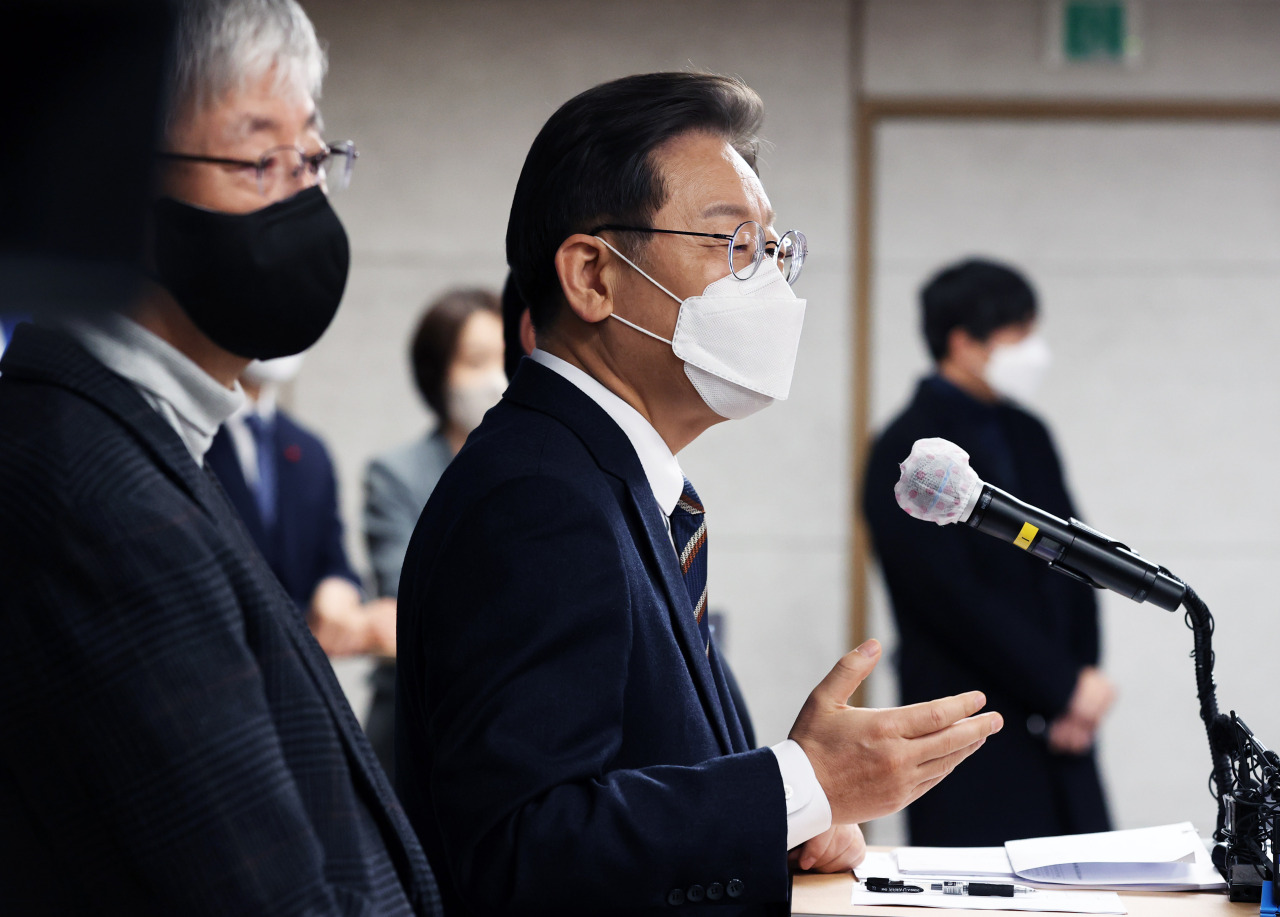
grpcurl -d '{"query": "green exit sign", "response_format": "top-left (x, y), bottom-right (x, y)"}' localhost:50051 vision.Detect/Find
top-left (1061, 1), bottom-right (1134, 63)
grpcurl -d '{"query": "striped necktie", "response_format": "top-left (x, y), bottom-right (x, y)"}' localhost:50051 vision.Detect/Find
top-left (669, 477), bottom-right (710, 653)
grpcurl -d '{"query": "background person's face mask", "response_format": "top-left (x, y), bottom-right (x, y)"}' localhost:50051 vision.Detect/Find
top-left (445, 367), bottom-right (507, 433)
top-left (984, 332), bottom-right (1052, 403)
top-left (596, 237), bottom-right (807, 420)
top-left (242, 352), bottom-right (306, 386)
top-left (151, 186), bottom-right (350, 360)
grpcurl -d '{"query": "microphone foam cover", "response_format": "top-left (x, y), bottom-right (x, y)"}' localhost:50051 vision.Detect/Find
top-left (894, 437), bottom-right (982, 525)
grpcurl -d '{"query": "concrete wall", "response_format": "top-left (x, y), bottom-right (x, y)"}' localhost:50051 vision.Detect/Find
top-left (283, 0), bottom-right (1280, 845)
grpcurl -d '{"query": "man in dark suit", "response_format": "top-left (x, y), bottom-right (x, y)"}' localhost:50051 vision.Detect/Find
top-left (208, 357), bottom-right (397, 658)
top-left (863, 259), bottom-right (1114, 846)
top-left (0, 1), bottom-right (440, 912)
top-left (396, 72), bottom-right (1005, 917)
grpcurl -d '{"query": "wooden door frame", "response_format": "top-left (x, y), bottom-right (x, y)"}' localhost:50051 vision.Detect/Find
top-left (849, 97), bottom-right (1280, 663)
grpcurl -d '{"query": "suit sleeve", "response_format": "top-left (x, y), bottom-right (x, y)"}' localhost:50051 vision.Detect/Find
top-left (363, 458), bottom-right (422, 598)
top-left (862, 432), bottom-right (1080, 717)
top-left (0, 490), bottom-right (397, 916)
top-left (312, 441), bottom-right (362, 591)
top-left (399, 474), bottom-right (788, 914)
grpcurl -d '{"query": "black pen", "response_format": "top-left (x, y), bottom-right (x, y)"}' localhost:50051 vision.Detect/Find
top-left (864, 877), bottom-right (924, 894)
top-left (930, 880), bottom-right (1036, 897)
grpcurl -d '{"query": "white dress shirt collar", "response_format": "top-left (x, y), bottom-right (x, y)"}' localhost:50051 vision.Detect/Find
top-left (529, 349), bottom-right (685, 517)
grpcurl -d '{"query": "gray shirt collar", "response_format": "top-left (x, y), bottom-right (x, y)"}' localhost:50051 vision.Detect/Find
top-left (63, 311), bottom-right (244, 464)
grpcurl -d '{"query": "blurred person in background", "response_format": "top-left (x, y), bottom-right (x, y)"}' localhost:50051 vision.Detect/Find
top-left (0, 0), bottom-right (440, 911)
top-left (207, 354), bottom-right (397, 657)
top-left (362, 287), bottom-right (505, 775)
top-left (863, 257), bottom-right (1113, 846)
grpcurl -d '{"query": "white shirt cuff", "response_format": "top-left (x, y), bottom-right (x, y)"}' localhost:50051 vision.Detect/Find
top-left (769, 738), bottom-right (832, 850)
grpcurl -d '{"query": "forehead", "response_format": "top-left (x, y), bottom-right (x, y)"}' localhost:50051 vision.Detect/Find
top-left (172, 68), bottom-right (318, 149)
top-left (651, 130), bottom-right (774, 227)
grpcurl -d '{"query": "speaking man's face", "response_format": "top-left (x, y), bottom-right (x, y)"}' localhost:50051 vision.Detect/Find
top-left (601, 130), bottom-right (782, 425)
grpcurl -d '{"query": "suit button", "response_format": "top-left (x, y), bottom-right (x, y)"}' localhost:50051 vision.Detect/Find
top-left (727, 878), bottom-right (745, 898)
top-left (687, 884), bottom-right (705, 903)
top-left (667, 888), bottom-right (686, 906)
top-left (707, 882), bottom-right (724, 901)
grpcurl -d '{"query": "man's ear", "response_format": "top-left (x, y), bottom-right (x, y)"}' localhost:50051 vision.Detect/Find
top-left (554, 234), bottom-right (616, 324)
top-left (518, 308), bottom-right (536, 357)
top-left (947, 327), bottom-right (982, 363)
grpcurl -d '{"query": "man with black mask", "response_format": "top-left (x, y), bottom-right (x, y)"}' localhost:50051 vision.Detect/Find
top-left (0, 1), bottom-right (441, 914)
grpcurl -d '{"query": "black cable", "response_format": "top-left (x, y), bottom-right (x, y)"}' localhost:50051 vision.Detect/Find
top-left (1174, 578), bottom-right (1235, 840)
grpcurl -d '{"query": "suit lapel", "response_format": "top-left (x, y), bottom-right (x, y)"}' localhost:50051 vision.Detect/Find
top-left (625, 486), bottom-right (736, 756)
top-left (706, 645), bottom-right (750, 752)
top-left (506, 361), bottom-right (736, 756)
top-left (1, 324), bottom-right (220, 519)
top-left (206, 428), bottom-right (273, 551)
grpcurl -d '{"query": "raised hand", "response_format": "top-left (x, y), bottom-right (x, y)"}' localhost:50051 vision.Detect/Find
top-left (788, 639), bottom-right (1004, 824)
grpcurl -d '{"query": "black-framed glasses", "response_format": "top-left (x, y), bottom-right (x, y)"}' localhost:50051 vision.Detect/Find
top-left (156, 139), bottom-right (359, 198)
top-left (590, 220), bottom-right (807, 285)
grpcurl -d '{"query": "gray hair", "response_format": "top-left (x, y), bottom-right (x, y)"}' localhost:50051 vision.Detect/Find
top-left (165, 0), bottom-right (327, 136)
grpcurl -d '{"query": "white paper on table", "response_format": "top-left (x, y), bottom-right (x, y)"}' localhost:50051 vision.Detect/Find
top-left (854, 851), bottom-right (1126, 914)
top-left (1004, 822), bottom-right (1224, 889)
top-left (896, 847), bottom-right (1016, 878)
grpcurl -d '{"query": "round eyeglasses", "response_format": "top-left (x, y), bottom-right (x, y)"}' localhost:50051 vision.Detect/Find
top-left (156, 140), bottom-right (359, 199)
top-left (589, 220), bottom-right (807, 285)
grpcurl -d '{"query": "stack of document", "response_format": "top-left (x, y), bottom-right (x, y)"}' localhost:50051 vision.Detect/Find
top-left (896, 822), bottom-right (1225, 892)
top-left (851, 822), bottom-right (1225, 913)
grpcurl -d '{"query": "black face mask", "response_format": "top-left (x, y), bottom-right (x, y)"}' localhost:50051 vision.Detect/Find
top-left (151, 185), bottom-right (350, 360)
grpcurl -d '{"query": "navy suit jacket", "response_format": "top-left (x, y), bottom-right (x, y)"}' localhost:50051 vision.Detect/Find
top-left (396, 360), bottom-right (789, 916)
top-left (0, 324), bottom-right (441, 916)
top-left (207, 413), bottom-right (361, 611)
top-left (862, 377), bottom-right (1109, 845)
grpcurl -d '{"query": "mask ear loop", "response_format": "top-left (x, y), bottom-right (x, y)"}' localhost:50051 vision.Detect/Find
top-left (593, 236), bottom-right (683, 304)
top-left (593, 235), bottom-right (687, 346)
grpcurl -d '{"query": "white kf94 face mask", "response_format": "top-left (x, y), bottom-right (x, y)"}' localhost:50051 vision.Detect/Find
top-left (984, 332), bottom-right (1052, 404)
top-left (595, 237), bottom-right (807, 420)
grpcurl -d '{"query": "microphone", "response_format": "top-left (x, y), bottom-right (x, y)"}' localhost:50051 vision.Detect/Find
top-left (894, 438), bottom-right (1186, 612)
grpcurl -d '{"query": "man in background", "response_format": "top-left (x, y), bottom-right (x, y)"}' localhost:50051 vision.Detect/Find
top-left (0, 1), bottom-right (439, 911)
top-left (863, 257), bottom-right (1113, 846)
top-left (208, 355), bottom-right (397, 657)
top-left (397, 72), bottom-right (1003, 916)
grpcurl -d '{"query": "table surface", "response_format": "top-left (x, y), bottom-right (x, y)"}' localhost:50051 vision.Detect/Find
top-left (791, 872), bottom-right (1258, 916)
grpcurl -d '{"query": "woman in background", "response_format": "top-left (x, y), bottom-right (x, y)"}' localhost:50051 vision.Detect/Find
top-left (362, 288), bottom-right (505, 777)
